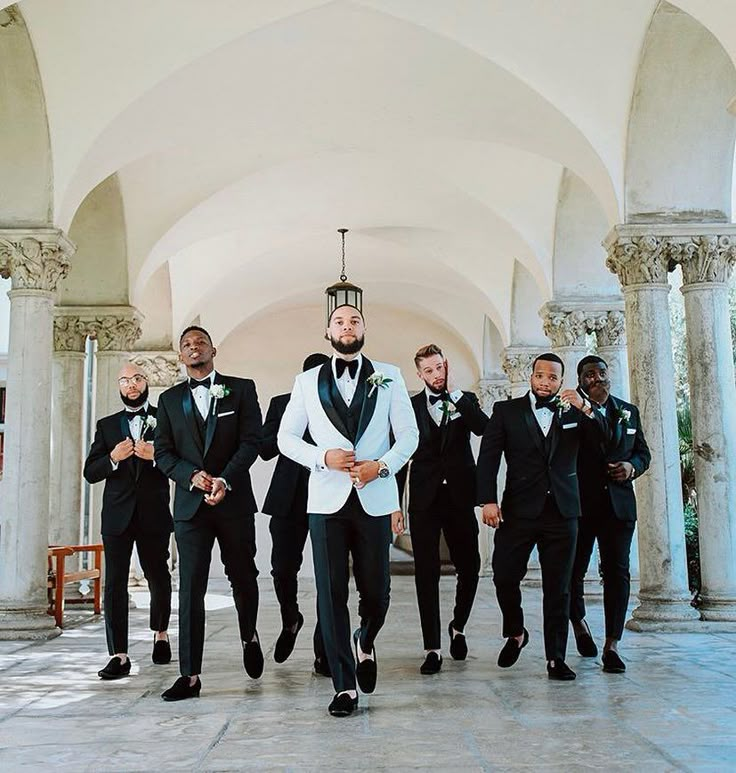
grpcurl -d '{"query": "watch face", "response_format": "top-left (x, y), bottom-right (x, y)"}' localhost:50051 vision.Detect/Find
top-left (379, 468), bottom-right (390, 478)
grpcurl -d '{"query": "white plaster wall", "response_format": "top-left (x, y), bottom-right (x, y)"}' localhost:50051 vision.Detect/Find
top-left (208, 302), bottom-right (480, 579)
top-left (509, 262), bottom-right (548, 346)
top-left (0, 278), bottom-right (10, 366)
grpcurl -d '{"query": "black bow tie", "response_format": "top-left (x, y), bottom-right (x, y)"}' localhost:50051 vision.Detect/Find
top-left (126, 409), bottom-right (146, 420)
top-left (335, 359), bottom-right (359, 379)
top-left (189, 378), bottom-right (210, 390)
top-left (535, 398), bottom-right (556, 412)
top-left (429, 391), bottom-right (450, 405)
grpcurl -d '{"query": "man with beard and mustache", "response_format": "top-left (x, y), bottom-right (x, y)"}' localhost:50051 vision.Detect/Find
top-left (477, 353), bottom-right (605, 681)
top-left (84, 363), bottom-right (173, 680)
top-left (570, 355), bottom-right (650, 673)
top-left (278, 305), bottom-right (418, 717)
top-left (405, 344), bottom-right (488, 675)
top-left (154, 326), bottom-right (263, 701)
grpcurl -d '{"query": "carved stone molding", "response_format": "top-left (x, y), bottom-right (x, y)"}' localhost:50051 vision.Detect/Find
top-left (0, 229), bottom-right (75, 293)
top-left (129, 351), bottom-right (182, 388)
top-left (477, 378), bottom-right (510, 413)
top-left (53, 314), bottom-right (88, 353)
top-left (604, 224), bottom-right (736, 287)
top-left (540, 300), bottom-right (625, 348)
top-left (53, 305), bottom-right (142, 352)
top-left (501, 347), bottom-right (544, 385)
top-left (597, 310), bottom-right (627, 348)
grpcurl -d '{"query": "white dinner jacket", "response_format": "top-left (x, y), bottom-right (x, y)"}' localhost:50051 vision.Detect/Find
top-left (277, 358), bottom-right (418, 515)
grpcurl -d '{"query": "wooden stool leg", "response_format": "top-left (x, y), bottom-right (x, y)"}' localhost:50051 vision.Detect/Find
top-left (93, 548), bottom-right (102, 615)
top-left (55, 554), bottom-right (66, 628)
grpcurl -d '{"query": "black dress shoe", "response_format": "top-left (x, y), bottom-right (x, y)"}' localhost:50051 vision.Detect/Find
top-left (602, 649), bottom-right (626, 673)
top-left (420, 652), bottom-right (443, 675)
top-left (448, 622), bottom-right (468, 661)
top-left (98, 656), bottom-right (131, 680)
top-left (353, 628), bottom-right (377, 694)
top-left (573, 622), bottom-right (598, 658)
top-left (274, 612), bottom-right (304, 664)
top-left (313, 656), bottom-right (332, 678)
top-left (243, 632), bottom-right (264, 679)
top-left (497, 629), bottom-right (529, 668)
top-left (547, 660), bottom-right (577, 681)
top-left (161, 676), bottom-right (201, 701)
top-left (152, 637), bottom-right (172, 665)
top-left (328, 692), bottom-right (358, 717)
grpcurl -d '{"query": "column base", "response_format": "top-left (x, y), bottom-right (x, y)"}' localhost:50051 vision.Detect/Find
top-left (625, 594), bottom-right (700, 632)
top-left (699, 595), bottom-right (736, 623)
top-left (0, 608), bottom-right (61, 641)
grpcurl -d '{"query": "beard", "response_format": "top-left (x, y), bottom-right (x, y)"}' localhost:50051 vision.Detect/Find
top-left (121, 385), bottom-right (149, 408)
top-left (425, 378), bottom-right (447, 395)
top-left (330, 333), bottom-right (365, 355)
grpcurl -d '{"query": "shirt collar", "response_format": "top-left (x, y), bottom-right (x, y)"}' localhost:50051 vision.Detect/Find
top-left (331, 353), bottom-right (362, 379)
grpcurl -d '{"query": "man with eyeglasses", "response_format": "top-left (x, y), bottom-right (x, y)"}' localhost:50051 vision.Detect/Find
top-left (84, 362), bottom-right (174, 680)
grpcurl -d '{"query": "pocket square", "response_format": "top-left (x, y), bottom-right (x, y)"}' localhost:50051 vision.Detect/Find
top-left (626, 427), bottom-right (636, 434)
top-left (217, 410), bottom-right (235, 418)
top-left (562, 423), bottom-right (578, 429)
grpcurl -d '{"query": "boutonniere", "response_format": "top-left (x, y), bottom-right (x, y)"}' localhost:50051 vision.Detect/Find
top-left (551, 395), bottom-right (571, 418)
top-left (367, 372), bottom-right (393, 397)
top-left (144, 415), bottom-right (157, 432)
top-left (439, 400), bottom-right (457, 416)
top-left (617, 408), bottom-right (631, 426)
top-left (209, 383), bottom-right (231, 400)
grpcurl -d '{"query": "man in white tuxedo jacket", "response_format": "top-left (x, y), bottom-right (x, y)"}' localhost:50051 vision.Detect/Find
top-left (278, 305), bottom-right (418, 717)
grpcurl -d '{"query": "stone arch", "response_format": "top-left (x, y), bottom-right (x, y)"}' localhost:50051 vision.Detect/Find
top-left (0, 5), bottom-right (52, 225)
top-left (625, 1), bottom-right (736, 222)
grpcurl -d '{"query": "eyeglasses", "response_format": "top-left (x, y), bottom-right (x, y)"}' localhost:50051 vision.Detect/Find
top-left (118, 375), bottom-right (147, 387)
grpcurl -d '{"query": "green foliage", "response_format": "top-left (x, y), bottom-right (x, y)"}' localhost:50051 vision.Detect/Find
top-left (683, 502), bottom-right (700, 594)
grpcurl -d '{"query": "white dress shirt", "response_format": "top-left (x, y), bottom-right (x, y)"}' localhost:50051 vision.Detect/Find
top-left (189, 371), bottom-right (216, 420)
top-left (425, 386), bottom-right (463, 427)
top-left (110, 401), bottom-right (151, 470)
top-left (529, 391), bottom-right (555, 437)
top-left (332, 354), bottom-right (362, 406)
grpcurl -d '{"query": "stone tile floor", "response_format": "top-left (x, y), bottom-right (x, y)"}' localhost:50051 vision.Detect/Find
top-left (0, 576), bottom-right (733, 771)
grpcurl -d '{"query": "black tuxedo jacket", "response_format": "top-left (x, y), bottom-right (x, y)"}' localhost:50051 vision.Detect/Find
top-left (260, 393), bottom-right (310, 518)
top-left (476, 393), bottom-right (605, 520)
top-left (154, 373), bottom-right (262, 521)
top-left (578, 393), bottom-right (651, 522)
top-left (408, 390), bottom-right (488, 511)
top-left (83, 406), bottom-right (172, 537)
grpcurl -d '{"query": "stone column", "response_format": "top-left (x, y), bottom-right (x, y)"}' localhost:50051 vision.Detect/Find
top-left (0, 229), bottom-right (75, 639)
top-left (85, 308), bottom-right (142, 543)
top-left (501, 347), bottom-right (544, 398)
top-left (604, 226), bottom-right (699, 628)
top-left (539, 302), bottom-right (590, 385)
top-left (48, 312), bottom-right (88, 547)
top-left (670, 230), bottom-right (736, 623)
top-left (595, 309), bottom-right (630, 401)
top-left (476, 378), bottom-right (511, 576)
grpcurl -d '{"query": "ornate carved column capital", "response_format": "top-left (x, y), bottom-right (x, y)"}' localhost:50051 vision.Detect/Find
top-left (477, 378), bottom-right (510, 413)
top-left (501, 347), bottom-right (544, 385)
top-left (539, 299), bottom-right (624, 348)
top-left (604, 227), bottom-right (671, 286)
top-left (129, 351), bottom-right (183, 388)
top-left (596, 310), bottom-right (627, 347)
top-left (52, 313), bottom-right (88, 353)
top-left (666, 232), bottom-right (736, 285)
top-left (0, 229), bottom-right (75, 293)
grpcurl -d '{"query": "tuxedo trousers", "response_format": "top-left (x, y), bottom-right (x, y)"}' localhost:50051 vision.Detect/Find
top-left (410, 484), bottom-right (480, 650)
top-left (492, 497), bottom-right (577, 661)
top-left (174, 505), bottom-right (259, 676)
top-left (269, 512), bottom-right (325, 660)
top-left (309, 491), bottom-right (391, 693)
top-left (102, 510), bottom-right (172, 655)
top-left (569, 504), bottom-right (635, 640)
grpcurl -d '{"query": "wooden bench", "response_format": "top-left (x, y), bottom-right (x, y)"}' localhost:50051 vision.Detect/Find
top-left (47, 544), bottom-right (103, 628)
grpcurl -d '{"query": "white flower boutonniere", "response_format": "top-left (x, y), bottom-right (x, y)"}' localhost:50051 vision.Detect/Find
top-left (209, 384), bottom-right (231, 400)
top-left (552, 395), bottom-right (571, 418)
top-left (144, 415), bottom-right (157, 432)
top-left (617, 408), bottom-right (631, 426)
top-left (367, 371), bottom-right (393, 397)
top-left (440, 400), bottom-right (457, 417)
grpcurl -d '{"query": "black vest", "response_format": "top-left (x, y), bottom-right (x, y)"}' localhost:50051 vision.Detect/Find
top-left (329, 368), bottom-right (367, 442)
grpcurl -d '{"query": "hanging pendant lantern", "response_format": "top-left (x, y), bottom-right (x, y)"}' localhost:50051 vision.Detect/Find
top-left (325, 228), bottom-right (363, 325)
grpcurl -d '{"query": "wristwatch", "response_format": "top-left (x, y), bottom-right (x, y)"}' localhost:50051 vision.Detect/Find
top-left (377, 460), bottom-right (390, 479)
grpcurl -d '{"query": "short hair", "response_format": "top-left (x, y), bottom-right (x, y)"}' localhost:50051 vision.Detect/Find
top-left (327, 304), bottom-right (364, 325)
top-left (532, 352), bottom-right (565, 377)
top-left (179, 325), bottom-right (213, 346)
top-left (577, 355), bottom-right (608, 378)
top-left (303, 352), bottom-right (329, 372)
top-left (414, 343), bottom-right (444, 369)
